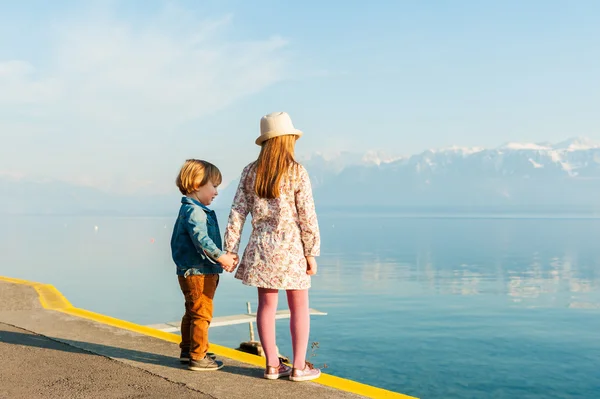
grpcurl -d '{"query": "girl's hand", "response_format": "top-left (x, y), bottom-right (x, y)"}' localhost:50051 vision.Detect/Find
top-left (218, 252), bottom-right (237, 272)
top-left (306, 256), bottom-right (318, 275)
top-left (221, 252), bottom-right (239, 273)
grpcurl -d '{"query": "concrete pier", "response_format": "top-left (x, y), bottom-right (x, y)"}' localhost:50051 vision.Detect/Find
top-left (0, 277), bottom-right (415, 399)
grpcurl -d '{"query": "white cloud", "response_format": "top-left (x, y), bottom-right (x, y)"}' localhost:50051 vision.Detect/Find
top-left (2, 12), bottom-right (288, 128)
top-left (0, 5), bottom-right (291, 193)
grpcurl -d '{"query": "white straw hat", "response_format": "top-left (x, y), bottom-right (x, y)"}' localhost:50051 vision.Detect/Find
top-left (256, 112), bottom-right (303, 146)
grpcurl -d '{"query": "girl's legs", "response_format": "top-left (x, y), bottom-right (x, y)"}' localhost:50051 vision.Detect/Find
top-left (257, 287), bottom-right (280, 367)
top-left (286, 289), bottom-right (310, 370)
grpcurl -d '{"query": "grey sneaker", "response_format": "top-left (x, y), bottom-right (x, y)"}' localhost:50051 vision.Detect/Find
top-left (188, 355), bottom-right (223, 371)
top-left (289, 361), bottom-right (321, 382)
top-left (180, 350), bottom-right (216, 363)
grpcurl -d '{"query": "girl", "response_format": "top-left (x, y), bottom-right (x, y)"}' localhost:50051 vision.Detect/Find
top-left (224, 112), bottom-right (321, 382)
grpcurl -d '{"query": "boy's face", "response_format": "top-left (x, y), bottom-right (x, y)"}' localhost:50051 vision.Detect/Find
top-left (194, 181), bottom-right (219, 206)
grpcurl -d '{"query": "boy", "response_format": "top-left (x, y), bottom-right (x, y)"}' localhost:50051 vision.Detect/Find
top-left (171, 159), bottom-right (237, 371)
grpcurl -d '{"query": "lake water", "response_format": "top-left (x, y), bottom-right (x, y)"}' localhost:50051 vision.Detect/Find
top-left (1, 212), bottom-right (599, 399)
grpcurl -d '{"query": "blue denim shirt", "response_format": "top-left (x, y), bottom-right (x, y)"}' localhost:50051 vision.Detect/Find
top-left (170, 197), bottom-right (224, 276)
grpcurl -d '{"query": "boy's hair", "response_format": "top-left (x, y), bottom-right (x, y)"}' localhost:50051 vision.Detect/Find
top-left (176, 159), bottom-right (222, 195)
top-left (254, 135), bottom-right (298, 199)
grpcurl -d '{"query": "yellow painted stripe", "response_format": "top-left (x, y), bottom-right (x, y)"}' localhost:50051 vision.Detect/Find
top-left (34, 284), bottom-right (74, 309)
top-left (0, 276), bottom-right (418, 399)
top-left (0, 276), bottom-right (43, 285)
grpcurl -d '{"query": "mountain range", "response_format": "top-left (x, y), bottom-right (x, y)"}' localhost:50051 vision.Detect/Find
top-left (215, 137), bottom-right (600, 210)
top-left (2, 137), bottom-right (600, 215)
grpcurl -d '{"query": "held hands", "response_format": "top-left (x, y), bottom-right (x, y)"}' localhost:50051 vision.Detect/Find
top-left (306, 256), bottom-right (318, 276)
top-left (218, 252), bottom-right (239, 272)
top-left (218, 252), bottom-right (239, 273)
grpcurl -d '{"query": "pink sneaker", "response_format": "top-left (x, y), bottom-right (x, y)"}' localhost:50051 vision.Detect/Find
top-left (289, 361), bottom-right (321, 382)
top-left (264, 358), bottom-right (292, 380)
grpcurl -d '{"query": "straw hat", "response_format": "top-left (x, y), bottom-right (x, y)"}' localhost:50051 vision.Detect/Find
top-left (255, 112), bottom-right (303, 146)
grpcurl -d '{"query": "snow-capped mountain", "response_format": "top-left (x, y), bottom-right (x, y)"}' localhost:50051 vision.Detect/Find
top-left (298, 150), bottom-right (402, 189)
top-left (3, 137), bottom-right (600, 215)
top-left (397, 136), bottom-right (600, 179)
top-left (310, 137), bottom-right (600, 208)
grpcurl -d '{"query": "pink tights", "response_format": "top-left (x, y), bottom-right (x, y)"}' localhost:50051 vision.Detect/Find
top-left (257, 288), bottom-right (309, 369)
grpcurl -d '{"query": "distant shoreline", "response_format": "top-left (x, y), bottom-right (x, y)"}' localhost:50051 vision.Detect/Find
top-left (3, 205), bottom-right (600, 219)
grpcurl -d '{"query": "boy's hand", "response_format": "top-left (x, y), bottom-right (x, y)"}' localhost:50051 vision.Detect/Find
top-left (218, 253), bottom-right (237, 271)
top-left (306, 256), bottom-right (318, 275)
top-left (219, 252), bottom-right (239, 272)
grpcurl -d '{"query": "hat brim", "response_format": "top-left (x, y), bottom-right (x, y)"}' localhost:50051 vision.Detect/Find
top-left (255, 130), bottom-right (303, 146)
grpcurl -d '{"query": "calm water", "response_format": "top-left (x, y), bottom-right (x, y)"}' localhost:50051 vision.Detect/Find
top-left (1, 212), bottom-right (599, 399)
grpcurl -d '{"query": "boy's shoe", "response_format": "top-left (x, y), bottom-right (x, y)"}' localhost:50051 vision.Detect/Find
top-left (264, 358), bottom-right (292, 380)
top-left (180, 351), bottom-right (216, 363)
top-left (289, 361), bottom-right (321, 382)
top-left (180, 350), bottom-right (190, 363)
top-left (188, 355), bottom-right (223, 371)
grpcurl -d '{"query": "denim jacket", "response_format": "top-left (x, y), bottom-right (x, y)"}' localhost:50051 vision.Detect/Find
top-left (170, 197), bottom-right (224, 276)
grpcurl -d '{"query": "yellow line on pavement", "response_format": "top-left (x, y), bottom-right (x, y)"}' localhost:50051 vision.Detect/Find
top-left (0, 276), bottom-right (417, 399)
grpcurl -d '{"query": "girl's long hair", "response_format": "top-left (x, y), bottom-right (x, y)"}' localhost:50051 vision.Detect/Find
top-left (254, 135), bottom-right (298, 199)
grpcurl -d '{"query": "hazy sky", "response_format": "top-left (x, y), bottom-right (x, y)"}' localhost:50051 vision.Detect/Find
top-left (1, 0), bottom-right (599, 194)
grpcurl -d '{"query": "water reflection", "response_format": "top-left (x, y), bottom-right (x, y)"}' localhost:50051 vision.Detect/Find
top-left (318, 215), bottom-right (600, 309)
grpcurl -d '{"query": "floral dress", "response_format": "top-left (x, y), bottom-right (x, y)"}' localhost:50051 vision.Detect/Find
top-left (224, 163), bottom-right (320, 290)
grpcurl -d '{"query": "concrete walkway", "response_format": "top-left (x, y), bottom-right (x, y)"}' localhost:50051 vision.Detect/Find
top-left (0, 322), bottom-right (212, 399)
top-left (0, 279), bottom-right (413, 399)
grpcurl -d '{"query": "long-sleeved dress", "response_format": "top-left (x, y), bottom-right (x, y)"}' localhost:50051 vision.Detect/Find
top-left (224, 162), bottom-right (320, 290)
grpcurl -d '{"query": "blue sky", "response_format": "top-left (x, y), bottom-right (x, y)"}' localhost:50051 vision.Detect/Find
top-left (1, 0), bottom-right (599, 193)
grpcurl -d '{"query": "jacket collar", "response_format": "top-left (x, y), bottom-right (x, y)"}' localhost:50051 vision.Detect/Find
top-left (181, 196), bottom-right (213, 212)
